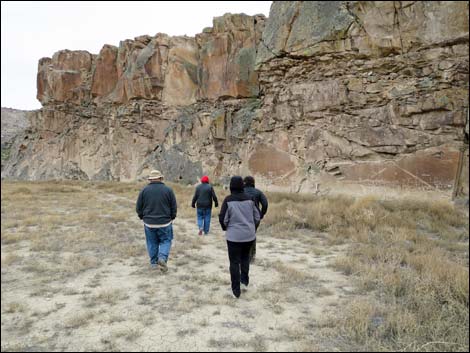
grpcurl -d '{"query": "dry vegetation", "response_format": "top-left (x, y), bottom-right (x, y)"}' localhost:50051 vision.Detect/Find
top-left (262, 190), bottom-right (469, 351)
top-left (1, 180), bottom-right (468, 352)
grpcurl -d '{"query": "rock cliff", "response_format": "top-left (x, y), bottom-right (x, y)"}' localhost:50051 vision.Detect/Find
top-left (1, 108), bottom-right (31, 171)
top-left (2, 2), bottom-right (469, 193)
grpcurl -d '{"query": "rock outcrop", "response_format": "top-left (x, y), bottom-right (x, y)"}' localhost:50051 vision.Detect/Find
top-left (3, 2), bottom-right (469, 194)
top-left (1, 108), bottom-right (31, 171)
top-left (254, 1), bottom-right (469, 190)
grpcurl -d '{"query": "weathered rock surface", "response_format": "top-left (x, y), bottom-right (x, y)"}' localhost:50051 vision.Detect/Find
top-left (3, 2), bottom-right (469, 194)
top-left (253, 1), bottom-right (468, 191)
top-left (1, 108), bottom-right (31, 170)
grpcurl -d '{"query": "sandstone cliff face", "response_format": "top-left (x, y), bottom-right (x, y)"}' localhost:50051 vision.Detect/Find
top-left (4, 14), bottom-right (265, 184)
top-left (1, 108), bottom-right (31, 171)
top-left (3, 2), bottom-right (469, 193)
top-left (254, 1), bottom-right (469, 190)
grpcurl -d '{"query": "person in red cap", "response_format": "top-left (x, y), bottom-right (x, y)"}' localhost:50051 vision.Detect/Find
top-left (192, 175), bottom-right (218, 235)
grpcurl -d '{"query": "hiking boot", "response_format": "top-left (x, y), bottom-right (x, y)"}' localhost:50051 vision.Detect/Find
top-left (150, 263), bottom-right (158, 269)
top-left (158, 259), bottom-right (168, 273)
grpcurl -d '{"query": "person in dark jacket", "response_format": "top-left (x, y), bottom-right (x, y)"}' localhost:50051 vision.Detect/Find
top-left (219, 176), bottom-right (260, 298)
top-left (192, 175), bottom-right (218, 235)
top-left (136, 170), bottom-right (177, 273)
top-left (243, 176), bottom-right (268, 264)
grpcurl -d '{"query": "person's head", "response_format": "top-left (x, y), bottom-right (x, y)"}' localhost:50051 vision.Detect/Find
top-left (148, 170), bottom-right (164, 182)
top-left (201, 175), bottom-right (209, 184)
top-left (230, 176), bottom-right (244, 194)
top-left (243, 176), bottom-right (255, 187)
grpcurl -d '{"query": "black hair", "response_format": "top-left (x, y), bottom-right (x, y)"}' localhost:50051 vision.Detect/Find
top-left (230, 176), bottom-right (244, 193)
top-left (243, 176), bottom-right (255, 187)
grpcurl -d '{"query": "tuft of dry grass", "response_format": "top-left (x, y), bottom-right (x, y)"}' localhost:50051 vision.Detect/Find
top-left (112, 327), bottom-right (143, 341)
top-left (4, 302), bottom-right (28, 314)
top-left (62, 311), bottom-right (96, 329)
top-left (83, 288), bottom-right (129, 307)
top-left (1, 253), bottom-right (22, 266)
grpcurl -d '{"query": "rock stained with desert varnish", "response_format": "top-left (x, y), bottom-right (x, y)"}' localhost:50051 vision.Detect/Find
top-left (3, 2), bottom-right (469, 192)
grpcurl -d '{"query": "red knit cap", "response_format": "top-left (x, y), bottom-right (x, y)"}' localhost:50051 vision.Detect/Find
top-left (201, 176), bottom-right (209, 183)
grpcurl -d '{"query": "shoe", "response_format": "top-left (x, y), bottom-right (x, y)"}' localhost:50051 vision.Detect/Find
top-left (150, 263), bottom-right (158, 269)
top-left (232, 290), bottom-right (240, 299)
top-left (157, 259), bottom-right (168, 273)
top-left (241, 282), bottom-right (249, 291)
top-left (198, 229), bottom-right (203, 236)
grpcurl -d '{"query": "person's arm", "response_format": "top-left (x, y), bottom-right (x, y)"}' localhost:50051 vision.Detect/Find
top-left (191, 187), bottom-right (199, 208)
top-left (212, 187), bottom-right (219, 208)
top-left (170, 189), bottom-right (177, 220)
top-left (136, 189), bottom-right (144, 219)
top-left (259, 191), bottom-right (268, 219)
top-left (253, 201), bottom-right (261, 229)
top-left (219, 198), bottom-right (228, 231)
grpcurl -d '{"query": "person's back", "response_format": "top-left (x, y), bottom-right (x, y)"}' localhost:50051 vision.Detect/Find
top-left (244, 185), bottom-right (268, 219)
top-left (192, 176), bottom-right (218, 235)
top-left (136, 170), bottom-right (177, 272)
top-left (137, 182), bottom-right (177, 225)
top-left (192, 182), bottom-right (218, 209)
top-left (219, 176), bottom-right (260, 298)
top-left (219, 191), bottom-right (258, 242)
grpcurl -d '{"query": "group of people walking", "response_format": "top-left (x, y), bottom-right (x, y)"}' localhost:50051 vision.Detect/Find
top-left (136, 170), bottom-right (268, 298)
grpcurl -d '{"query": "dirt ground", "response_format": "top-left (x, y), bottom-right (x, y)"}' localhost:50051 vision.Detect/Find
top-left (1, 185), bottom-right (357, 352)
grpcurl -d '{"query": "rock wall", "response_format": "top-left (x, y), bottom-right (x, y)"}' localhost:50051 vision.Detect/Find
top-left (3, 13), bottom-right (266, 184)
top-left (1, 108), bottom-right (31, 171)
top-left (253, 1), bottom-right (469, 191)
top-left (3, 2), bottom-right (469, 193)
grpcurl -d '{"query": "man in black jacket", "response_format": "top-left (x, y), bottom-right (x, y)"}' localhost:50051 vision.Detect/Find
top-left (136, 170), bottom-right (177, 272)
top-left (243, 176), bottom-right (268, 263)
top-left (192, 175), bottom-right (218, 235)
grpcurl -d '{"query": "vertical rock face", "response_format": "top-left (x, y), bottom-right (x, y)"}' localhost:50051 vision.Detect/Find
top-left (3, 2), bottom-right (469, 195)
top-left (37, 50), bottom-right (93, 105)
top-left (35, 13), bottom-right (265, 107)
top-left (197, 13), bottom-right (265, 99)
top-left (5, 13), bottom-right (266, 183)
top-left (253, 0), bottom-right (469, 191)
top-left (1, 108), bottom-right (31, 171)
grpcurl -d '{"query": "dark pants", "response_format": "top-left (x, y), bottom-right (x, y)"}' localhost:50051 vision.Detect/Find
top-left (227, 240), bottom-right (254, 296)
top-left (249, 238), bottom-right (256, 263)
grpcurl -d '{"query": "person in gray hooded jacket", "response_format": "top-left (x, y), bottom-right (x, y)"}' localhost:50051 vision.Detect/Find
top-left (219, 176), bottom-right (260, 298)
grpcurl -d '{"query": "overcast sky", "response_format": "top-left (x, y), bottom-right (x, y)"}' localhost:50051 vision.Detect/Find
top-left (1, 1), bottom-right (272, 111)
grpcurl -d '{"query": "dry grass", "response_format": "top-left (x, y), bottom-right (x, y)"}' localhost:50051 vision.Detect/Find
top-left (1, 253), bottom-right (22, 266)
top-left (1, 180), bottom-right (468, 351)
top-left (262, 190), bottom-right (469, 351)
top-left (62, 311), bottom-right (96, 329)
top-left (112, 327), bottom-right (143, 341)
top-left (4, 301), bottom-right (28, 314)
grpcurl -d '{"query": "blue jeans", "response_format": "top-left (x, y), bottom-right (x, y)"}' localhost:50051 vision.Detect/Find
top-left (197, 208), bottom-right (212, 234)
top-left (144, 224), bottom-right (174, 264)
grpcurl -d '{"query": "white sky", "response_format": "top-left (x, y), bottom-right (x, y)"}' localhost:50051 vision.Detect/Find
top-left (1, 1), bottom-right (272, 111)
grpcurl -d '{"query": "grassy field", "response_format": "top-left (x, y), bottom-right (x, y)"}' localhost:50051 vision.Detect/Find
top-left (1, 180), bottom-right (468, 351)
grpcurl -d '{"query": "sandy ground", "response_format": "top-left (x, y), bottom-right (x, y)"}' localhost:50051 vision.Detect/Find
top-left (1, 192), bottom-right (356, 352)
